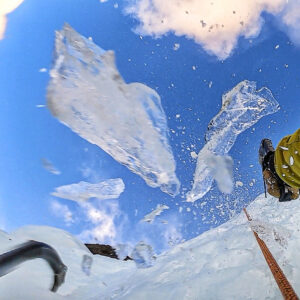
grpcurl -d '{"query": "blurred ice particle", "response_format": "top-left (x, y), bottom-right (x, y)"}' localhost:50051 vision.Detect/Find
top-left (131, 241), bottom-right (156, 268)
top-left (81, 254), bottom-right (93, 276)
top-left (41, 158), bottom-right (61, 175)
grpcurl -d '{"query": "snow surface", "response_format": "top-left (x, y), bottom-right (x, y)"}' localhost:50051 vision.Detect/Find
top-left (1, 194), bottom-right (300, 299)
top-left (141, 204), bottom-right (170, 223)
top-left (51, 179), bottom-right (125, 202)
top-left (187, 81), bottom-right (280, 202)
top-left (47, 24), bottom-right (180, 196)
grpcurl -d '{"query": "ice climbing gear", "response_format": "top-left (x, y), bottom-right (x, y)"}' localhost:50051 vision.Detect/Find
top-left (259, 139), bottom-right (275, 198)
top-left (259, 138), bottom-right (294, 201)
top-left (0, 240), bottom-right (67, 292)
top-left (243, 208), bottom-right (298, 300)
top-left (259, 139), bottom-right (275, 168)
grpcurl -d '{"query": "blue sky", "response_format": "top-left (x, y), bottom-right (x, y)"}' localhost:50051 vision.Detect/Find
top-left (0, 0), bottom-right (300, 253)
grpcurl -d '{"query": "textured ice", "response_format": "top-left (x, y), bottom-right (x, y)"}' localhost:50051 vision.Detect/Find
top-left (47, 24), bottom-right (180, 196)
top-left (187, 80), bottom-right (279, 202)
top-left (131, 241), bottom-right (156, 268)
top-left (141, 204), bottom-right (169, 223)
top-left (51, 179), bottom-right (125, 202)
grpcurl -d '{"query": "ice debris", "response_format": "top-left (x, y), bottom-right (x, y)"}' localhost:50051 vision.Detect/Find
top-left (187, 80), bottom-right (279, 202)
top-left (115, 244), bottom-right (132, 260)
top-left (131, 241), bottom-right (156, 268)
top-left (250, 219), bottom-right (291, 249)
top-left (81, 254), bottom-right (93, 276)
top-left (190, 151), bottom-right (198, 159)
top-left (235, 181), bottom-right (244, 187)
top-left (141, 204), bottom-right (169, 223)
top-left (47, 24), bottom-right (180, 196)
top-left (205, 153), bottom-right (233, 194)
top-left (51, 178), bottom-right (125, 202)
top-left (173, 43), bottom-right (180, 51)
top-left (41, 158), bottom-right (61, 175)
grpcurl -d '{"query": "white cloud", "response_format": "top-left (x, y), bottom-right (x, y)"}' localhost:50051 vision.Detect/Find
top-left (126, 0), bottom-right (300, 59)
top-left (0, 0), bottom-right (23, 39)
top-left (78, 201), bottom-right (121, 244)
top-left (279, 0), bottom-right (300, 46)
top-left (75, 198), bottom-right (183, 253)
top-left (50, 200), bottom-right (74, 226)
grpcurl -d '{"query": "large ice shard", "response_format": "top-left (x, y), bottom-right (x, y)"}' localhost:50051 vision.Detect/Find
top-left (51, 179), bottom-right (125, 202)
top-left (47, 24), bottom-right (180, 196)
top-left (187, 80), bottom-right (279, 202)
top-left (141, 204), bottom-right (169, 223)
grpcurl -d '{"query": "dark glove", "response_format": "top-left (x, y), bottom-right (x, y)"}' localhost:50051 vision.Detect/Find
top-left (279, 185), bottom-right (293, 202)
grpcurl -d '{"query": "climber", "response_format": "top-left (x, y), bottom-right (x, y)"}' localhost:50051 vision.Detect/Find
top-left (259, 128), bottom-right (300, 202)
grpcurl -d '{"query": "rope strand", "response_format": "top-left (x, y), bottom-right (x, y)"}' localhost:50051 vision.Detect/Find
top-left (243, 208), bottom-right (298, 300)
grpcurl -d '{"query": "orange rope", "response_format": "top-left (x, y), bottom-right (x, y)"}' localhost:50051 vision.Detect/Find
top-left (243, 208), bottom-right (298, 300)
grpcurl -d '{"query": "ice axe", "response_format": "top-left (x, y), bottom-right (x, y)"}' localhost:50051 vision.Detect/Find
top-left (0, 240), bottom-right (67, 292)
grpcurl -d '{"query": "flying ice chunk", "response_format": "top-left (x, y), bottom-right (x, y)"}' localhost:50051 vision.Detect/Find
top-left (115, 244), bottom-right (133, 260)
top-left (131, 241), bottom-right (156, 268)
top-left (141, 204), bottom-right (169, 223)
top-left (41, 158), bottom-right (61, 175)
top-left (205, 152), bottom-right (234, 194)
top-left (235, 181), bottom-right (244, 187)
top-left (173, 43), bottom-right (180, 51)
top-left (187, 80), bottom-right (279, 202)
top-left (47, 24), bottom-right (180, 196)
top-left (81, 254), bottom-right (93, 276)
top-left (51, 179), bottom-right (125, 203)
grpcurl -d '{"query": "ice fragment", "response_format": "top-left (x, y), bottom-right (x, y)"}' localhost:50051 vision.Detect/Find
top-left (187, 80), bottom-right (279, 202)
top-left (47, 25), bottom-right (180, 196)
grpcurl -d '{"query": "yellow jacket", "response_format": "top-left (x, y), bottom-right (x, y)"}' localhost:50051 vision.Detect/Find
top-left (274, 128), bottom-right (300, 188)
